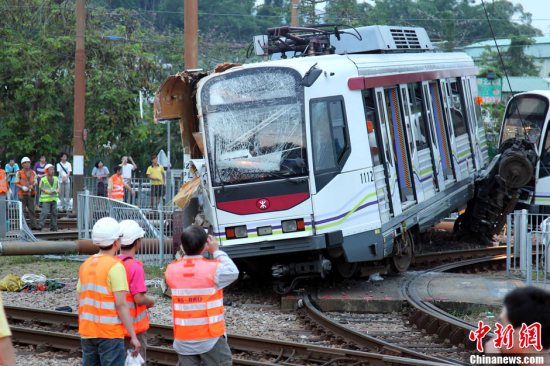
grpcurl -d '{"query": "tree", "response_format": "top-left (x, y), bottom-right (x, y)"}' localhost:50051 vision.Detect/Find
top-left (0, 0), bottom-right (170, 174)
top-left (478, 36), bottom-right (539, 77)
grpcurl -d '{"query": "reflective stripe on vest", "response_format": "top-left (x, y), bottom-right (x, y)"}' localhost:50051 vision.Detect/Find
top-left (17, 170), bottom-right (36, 196)
top-left (165, 257), bottom-right (225, 341)
top-left (39, 176), bottom-right (59, 202)
top-left (108, 175), bottom-right (124, 200)
top-left (118, 255), bottom-right (150, 336)
top-left (78, 255), bottom-right (125, 339)
top-left (0, 170), bottom-right (7, 194)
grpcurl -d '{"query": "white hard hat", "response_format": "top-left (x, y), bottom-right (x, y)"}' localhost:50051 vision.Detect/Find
top-left (21, 157), bottom-right (31, 164)
top-left (92, 217), bottom-right (121, 247)
top-left (44, 164), bottom-right (54, 170)
top-left (120, 220), bottom-right (145, 246)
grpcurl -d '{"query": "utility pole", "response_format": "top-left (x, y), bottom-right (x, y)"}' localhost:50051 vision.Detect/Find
top-left (72, 0), bottom-right (86, 213)
top-left (291, 0), bottom-right (299, 26)
top-left (184, 0), bottom-right (198, 69)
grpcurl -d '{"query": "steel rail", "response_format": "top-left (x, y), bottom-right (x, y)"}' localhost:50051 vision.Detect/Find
top-left (403, 255), bottom-right (508, 349)
top-left (6, 306), bottom-right (450, 366)
top-left (413, 246), bottom-right (509, 265)
top-left (301, 295), bottom-right (462, 365)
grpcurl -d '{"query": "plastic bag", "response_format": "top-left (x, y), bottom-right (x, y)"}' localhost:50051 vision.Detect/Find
top-left (0, 274), bottom-right (25, 292)
top-left (124, 350), bottom-right (144, 366)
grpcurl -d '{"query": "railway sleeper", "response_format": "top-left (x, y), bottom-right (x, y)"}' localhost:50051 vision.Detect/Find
top-left (425, 317), bottom-right (441, 335)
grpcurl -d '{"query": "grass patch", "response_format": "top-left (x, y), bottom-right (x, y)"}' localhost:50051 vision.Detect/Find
top-left (144, 265), bottom-right (166, 279)
top-left (0, 256), bottom-right (40, 266)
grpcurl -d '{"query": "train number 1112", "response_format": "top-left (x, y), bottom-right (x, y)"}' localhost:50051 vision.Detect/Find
top-left (360, 170), bottom-right (374, 184)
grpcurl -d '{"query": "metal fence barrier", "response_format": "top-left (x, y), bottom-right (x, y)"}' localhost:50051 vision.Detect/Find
top-left (0, 196), bottom-right (37, 242)
top-left (78, 192), bottom-right (173, 265)
top-left (84, 176), bottom-right (183, 210)
top-left (506, 209), bottom-right (550, 285)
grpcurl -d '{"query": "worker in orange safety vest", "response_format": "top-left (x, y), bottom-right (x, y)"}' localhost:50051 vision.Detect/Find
top-left (16, 157), bottom-right (39, 229)
top-left (165, 226), bottom-right (239, 366)
top-left (108, 165), bottom-right (133, 201)
top-left (0, 162), bottom-right (8, 197)
top-left (77, 217), bottom-right (141, 366)
top-left (118, 219), bottom-right (155, 363)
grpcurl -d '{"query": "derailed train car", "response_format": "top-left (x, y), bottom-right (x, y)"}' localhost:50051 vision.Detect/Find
top-left (155, 25), bottom-right (490, 284)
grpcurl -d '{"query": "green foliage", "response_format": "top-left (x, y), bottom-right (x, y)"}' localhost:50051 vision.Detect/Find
top-left (478, 36), bottom-right (540, 77)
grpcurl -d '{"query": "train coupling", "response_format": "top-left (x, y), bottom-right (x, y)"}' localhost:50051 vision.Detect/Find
top-left (271, 256), bottom-right (332, 279)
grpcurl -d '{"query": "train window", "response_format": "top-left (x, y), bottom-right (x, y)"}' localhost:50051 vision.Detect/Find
top-left (448, 79), bottom-right (468, 136)
top-left (502, 95), bottom-right (549, 145)
top-left (408, 83), bottom-right (429, 150)
top-left (310, 97), bottom-right (350, 174)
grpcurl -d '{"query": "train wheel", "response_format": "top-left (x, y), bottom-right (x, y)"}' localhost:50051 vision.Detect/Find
top-left (334, 256), bottom-right (358, 279)
top-left (390, 231), bottom-right (414, 273)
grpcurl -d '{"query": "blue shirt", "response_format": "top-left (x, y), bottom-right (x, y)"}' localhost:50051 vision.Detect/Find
top-left (5, 163), bottom-right (19, 184)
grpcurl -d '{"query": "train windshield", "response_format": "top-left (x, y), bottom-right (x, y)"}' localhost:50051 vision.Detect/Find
top-left (202, 67), bottom-right (307, 186)
top-left (501, 95), bottom-right (549, 145)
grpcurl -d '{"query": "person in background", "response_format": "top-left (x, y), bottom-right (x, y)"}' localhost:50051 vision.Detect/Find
top-left (146, 154), bottom-right (165, 209)
top-left (34, 155), bottom-right (47, 205)
top-left (118, 220), bottom-right (155, 363)
top-left (4, 158), bottom-right (19, 201)
top-left (56, 153), bottom-right (72, 212)
top-left (0, 294), bottom-right (16, 366)
top-left (0, 162), bottom-right (8, 198)
top-left (484, 286), bottom-right (550, 364)
top-left (121, 156), bottom-right (137, 204)
top-left (92, 161), bottom-right (109, 197)
top-left (16, 157), bottom-right (39, 230)
top-left (108, 166), bottom-right (133, 202)
top-left (38, 164), bottom-right (59, 232)
top-left (165, 226), bottom-right (239, 366)
top-left (78, 217), bottom-right (140, 366)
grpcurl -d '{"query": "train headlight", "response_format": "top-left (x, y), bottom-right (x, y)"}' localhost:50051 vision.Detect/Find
top-left (282, 219), bottom-right (305, 233)
top-left (225, 225), bottom-right (248, 239)
top-left (257, 226), bottom-right (272, 236)
top-left (234, 225), bottom-right (248, 238)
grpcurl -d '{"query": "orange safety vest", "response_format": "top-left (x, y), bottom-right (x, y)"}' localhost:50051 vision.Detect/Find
top-left (78, 255), bottom-right (125, 339)
top-left (119, 256), bottom-right (150, 336)
top-left (165, 257), bottom-right (225, 341)
top-left (0, 170), bottom-right (7, 194)
top-left (108, 174), bottom-right (124, 201)
top-left (16, 170), bottom-right (36, 196)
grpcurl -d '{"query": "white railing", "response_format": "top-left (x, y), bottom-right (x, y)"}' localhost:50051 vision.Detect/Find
top-left (84, 175), bottom-right (183, 210)
top-left (77, 192), bottom-right (173, 265)
top-left (0, 197), bottom-right (37, 242)
top-left (506, 210), bottom-right (550, 285)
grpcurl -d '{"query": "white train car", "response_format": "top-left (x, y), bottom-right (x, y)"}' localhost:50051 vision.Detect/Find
top-left (164, 26), bottom-right (490, 279)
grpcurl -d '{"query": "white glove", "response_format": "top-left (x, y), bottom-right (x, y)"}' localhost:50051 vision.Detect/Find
top-left (21, 186), bottom-right (29, 192)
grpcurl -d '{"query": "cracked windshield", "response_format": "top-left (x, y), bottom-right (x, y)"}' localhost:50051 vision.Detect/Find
top-left (203, 68), bottom-right (307, 186)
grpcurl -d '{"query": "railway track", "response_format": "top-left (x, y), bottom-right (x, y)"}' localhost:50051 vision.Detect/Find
top-left (5, 306), bottom-right (450, 365)
top-left (404, 255), bottom-right (507, 349)
top-left (299, 295), bottom-right (461, 365)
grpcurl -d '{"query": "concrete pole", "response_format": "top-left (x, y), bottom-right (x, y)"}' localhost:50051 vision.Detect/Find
top-left (291, 0), bottom-right (299, 26)
top-left (72, 0), bottom-right (86, 213)
top-left (184, 0), bottom-right (198, 69)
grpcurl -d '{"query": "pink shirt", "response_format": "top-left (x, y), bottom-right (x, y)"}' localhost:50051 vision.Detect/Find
top-left (117, 255), bottom-right (147, 295)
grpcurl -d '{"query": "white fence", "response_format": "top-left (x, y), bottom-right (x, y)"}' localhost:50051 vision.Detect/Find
top-left (506, 210), bottom-right (550, 285)
top-left (84, 174), bottom-right (183, 210)
top-left (77, 192), bottom-right (173, 265)
top-left (0, 197), bottom-right (37, 242)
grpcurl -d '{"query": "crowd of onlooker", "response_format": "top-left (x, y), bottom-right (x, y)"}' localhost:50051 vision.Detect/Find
top-left (0, 153), bottom-right (167, 231)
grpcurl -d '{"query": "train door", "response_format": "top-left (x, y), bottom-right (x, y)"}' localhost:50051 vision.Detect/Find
top-left (374, 88), bottom-right (402, 217)
top-left (399, 84), bottom-right (431, 202)
top-left (460, 77), bottom-right (482, 171)
top-left (536, 122), bottom-right (550, 206)
top-left (404, 83), bottom-right (438, 200)
top-left (364, 90), bottom-right (393, 223)
top-left (425, 81), bottom-right (455, 186)
top-left (382, 86), bottom-right (416, 210)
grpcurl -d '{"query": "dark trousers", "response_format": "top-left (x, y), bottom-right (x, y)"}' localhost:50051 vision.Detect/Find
top-left (39, 201), bottom-right (57, 231)
top-left (81, 338), bottom-right (125, 366)
top-left (20, 195), bottom-right (38, 229)
top-left (177, 336), bottom-right (232, 366)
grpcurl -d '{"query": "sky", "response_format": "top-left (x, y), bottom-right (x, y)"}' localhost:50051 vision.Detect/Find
top-left (509, 0), bottom-right (550, 35)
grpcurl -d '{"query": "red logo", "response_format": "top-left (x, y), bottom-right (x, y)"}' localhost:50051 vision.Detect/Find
top-left (256, 198), bottom-right (270, 210)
